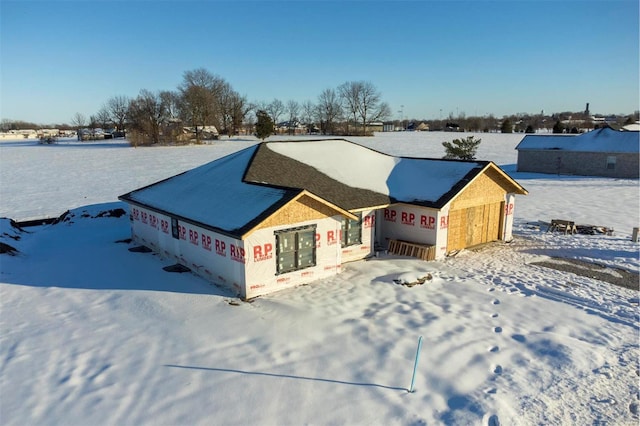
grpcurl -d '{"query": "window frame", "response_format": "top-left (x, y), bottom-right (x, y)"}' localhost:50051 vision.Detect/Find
top-left (171, 218), bottom-right (180, 239)
top-left (606, 156), bottom-right (616, 170)
top-left (275, 225), bottom-right (317, 275)
top-left (341, 212), bottom-right (363, 247)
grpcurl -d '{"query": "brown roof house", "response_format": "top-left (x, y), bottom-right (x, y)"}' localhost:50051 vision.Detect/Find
top-left (119, 139), bottom-right (527, 299)
top-left (516, 127), bottom-right (639, 178)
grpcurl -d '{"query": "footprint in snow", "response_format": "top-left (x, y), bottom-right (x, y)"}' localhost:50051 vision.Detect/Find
top-left (511, 334), bottom-right (526, 343)
top-left (493, 326), bottom-right (503, 333)
top-left (491, 299), bottom-right (500, 305)
top-left (488, 346), bottom-right (500, 353)
top-left (484, 414), bottom-right (500, 426)
top-left (490, 313), bottom-right (499, 318)
top-left (492, 364), bottom-right (503, 374)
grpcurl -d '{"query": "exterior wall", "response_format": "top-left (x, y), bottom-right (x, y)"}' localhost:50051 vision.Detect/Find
top-left (445, 201), bottom-right (503, 252)
top-left (127, 195), bottom-right (355, 299)
top-left (242, 194), bottom-right (355, 299)
top-left (243, 215), bottom-right (343, 299)
top-left (444, 172), bottom-right (518, 253)
top-left (377, 204), bottom-right (444, 258)
top-left (341, 210), bottom-right (375, 263)
top-left (129, 205), bottom-right (247, 296)
top-left (517, 150), bottom-right (639, 178)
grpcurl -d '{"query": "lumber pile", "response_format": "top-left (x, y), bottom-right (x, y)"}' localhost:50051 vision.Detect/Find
top-left (388, 239), bottom-right (436, 261)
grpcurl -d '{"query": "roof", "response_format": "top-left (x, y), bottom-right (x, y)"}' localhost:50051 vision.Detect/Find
top-left (247, 139), bottom-right (523, 209)
top-left (119, 145), bottom-right (302, 237)
top-left (515, 127), bottom-right (640, 153)
top-left (120, 139), bottom-right (526, 238)
top-left (243, 142), bottom-right (391, 210)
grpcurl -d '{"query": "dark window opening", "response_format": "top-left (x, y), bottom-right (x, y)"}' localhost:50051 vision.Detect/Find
top-left (341, 212), bottom-right (362, 247)
top-left (171, 218), bottom-right (179, 239)
top-left (276, 226), bottom-right (316, 274)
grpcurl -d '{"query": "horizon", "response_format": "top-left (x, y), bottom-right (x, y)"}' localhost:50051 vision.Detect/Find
top-left (1, 0), bottom-right (638, 124)
top-left (1, 107), bottom-right (637, 129)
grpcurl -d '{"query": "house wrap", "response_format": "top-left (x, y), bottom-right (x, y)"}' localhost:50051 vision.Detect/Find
top-left (119, 139), bottom-right (527, 299)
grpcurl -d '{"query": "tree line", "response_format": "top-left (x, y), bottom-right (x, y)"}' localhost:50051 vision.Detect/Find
top-left (404, 110), bottom-right (638, 135)
top-left (62, 68), bottom-right (391, 145)
top-left (3, 69), bottom-right (637, 142)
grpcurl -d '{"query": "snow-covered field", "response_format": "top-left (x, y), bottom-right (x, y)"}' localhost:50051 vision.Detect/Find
top-left (1, 132), bottom-right (638, 425)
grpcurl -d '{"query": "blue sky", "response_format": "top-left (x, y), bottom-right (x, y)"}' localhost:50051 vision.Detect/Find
top-left (1, 0), bottom-right (638, 124)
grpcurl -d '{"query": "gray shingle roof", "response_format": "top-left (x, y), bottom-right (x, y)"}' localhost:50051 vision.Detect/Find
top-left (245, 139), bottom-right (491, 209)
top-left (243, 142), bottom-right (392, 210)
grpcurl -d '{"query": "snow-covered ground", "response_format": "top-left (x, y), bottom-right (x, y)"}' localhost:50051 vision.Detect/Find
top-left (1, 132), bottom-right (638, 425)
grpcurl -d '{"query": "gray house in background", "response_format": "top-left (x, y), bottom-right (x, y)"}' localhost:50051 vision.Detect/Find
top-left (516, 127), bottom-right (639, 178)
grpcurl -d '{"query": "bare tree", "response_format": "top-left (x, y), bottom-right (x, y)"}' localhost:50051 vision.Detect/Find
top-left (266, 98), bottom-right (285, 127)
top-left (337, 81), bottom-right (389, 135)
top-left (242, 102), bottom-right (259, 135)
top-left (285, 100), bottom-right (300, 135)
top-left (355, 81), bottom-right (387, 135)
top-left (127, 89), bottom-right (168, 145)
top-left (219, 83), bottom-right (251, 137)
top-left (316, 89), bottom-right (342, 135)
top-left (228, 93), bottom-right (251, 137)
top-left (159, 90), bottom-right (183, 141)
top-left (301, 100), bottom-right (316, 133)
top-left (160, 90), bottom-right (181, 122)
top-left (377, 102), bottom-right (392, 124)
top-left (338, 81), bottom-right (362, 135)
top-left (178, 68), bottom-right (226, 142)
top-left (88, 115), bottom-right (98, 130)
top-left (94, 107), bottom-right (112, 129)
top-left (70, 112), bottom-right (87, 129)
top-left (106, 95), bottom-right (129, 132)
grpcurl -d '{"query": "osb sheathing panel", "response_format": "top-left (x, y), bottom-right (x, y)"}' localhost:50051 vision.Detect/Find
top-left (450, 172), bottom-right (506, 210)
top-left (253, 194), bottom-right (337, 231)
top-left (447, 201), bottom-right (503, 252)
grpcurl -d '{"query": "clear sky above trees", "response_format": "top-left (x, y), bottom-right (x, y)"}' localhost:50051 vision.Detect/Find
top-left (1, 0), bottom-right (638, 124)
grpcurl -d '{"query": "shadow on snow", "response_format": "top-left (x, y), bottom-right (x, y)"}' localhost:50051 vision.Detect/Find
top-left (164, 364), bottom-right (408, 392)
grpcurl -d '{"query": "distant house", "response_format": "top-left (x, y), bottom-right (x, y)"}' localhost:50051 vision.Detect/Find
top-left (0, 129), bottom-right (38, 139)
top-left (276, 121), bottom-right (307, 135)
top-left (119, 139), bottom-right (527, 299)
top-left (366, 122), bottom-right (384, 133)
top-left (516, 127), bottom-right (639, 178)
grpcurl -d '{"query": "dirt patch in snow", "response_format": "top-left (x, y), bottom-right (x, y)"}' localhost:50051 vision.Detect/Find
top-left (0, 241), bottom-right (18, 255)
top-left (128, 245), bottom-right (152, 253)
top-left (532, 257), bottom-right (639, 291)
top-left (163, 263), bottom-right (191, 273)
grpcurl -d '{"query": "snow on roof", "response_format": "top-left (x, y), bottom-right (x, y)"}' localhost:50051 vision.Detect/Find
top-left (120, 139), bottom-right (521, 235)
top-left (516, 127), bottom-right (639, 153)
top-left (266, 139), bottom-right (485, 204)
top-left (119, 145), bottom-right (298, 235)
